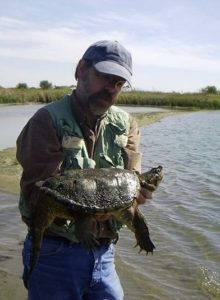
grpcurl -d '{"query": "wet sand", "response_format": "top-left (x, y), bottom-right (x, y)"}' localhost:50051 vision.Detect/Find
top-left (0, 255), bottom-right (27, 300)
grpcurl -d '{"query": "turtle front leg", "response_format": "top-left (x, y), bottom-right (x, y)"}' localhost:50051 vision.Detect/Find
top-left (132, 207), bottom-right (155, 254)
top-left (116, 203), bottom-right (155, 254)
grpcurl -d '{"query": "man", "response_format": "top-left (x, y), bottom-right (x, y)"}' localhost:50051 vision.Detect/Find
top-left (17, 40), bottom-right (153, 300)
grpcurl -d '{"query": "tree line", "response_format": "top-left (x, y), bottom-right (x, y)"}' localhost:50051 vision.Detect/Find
top-left (14, 81), bottom-right (74, 90)
top-left (0, 82), bottom-right (219, 94)
top-left (16, 81), bottom-right (52, 89)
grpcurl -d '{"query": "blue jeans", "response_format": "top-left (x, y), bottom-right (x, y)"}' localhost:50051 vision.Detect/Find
top-left (22, 234), bottom-right (124, 300)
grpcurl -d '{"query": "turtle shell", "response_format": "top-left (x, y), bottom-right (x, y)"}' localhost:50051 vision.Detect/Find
top-left (37, 168), bottom-right (140, 213)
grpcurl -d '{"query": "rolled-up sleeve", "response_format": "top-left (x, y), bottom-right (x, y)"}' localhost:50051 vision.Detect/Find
top-left (16, 108), bottom-right (64, 200)
top-left (123, 116), bottom-right (142, 173)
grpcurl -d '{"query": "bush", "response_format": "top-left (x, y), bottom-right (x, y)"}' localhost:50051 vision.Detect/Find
top-left (201, 85), bottom-right (218, 94)
top-left (16, 83), bottom-right (28, 89)
top-left (40, 80), bottom-right (52, 89)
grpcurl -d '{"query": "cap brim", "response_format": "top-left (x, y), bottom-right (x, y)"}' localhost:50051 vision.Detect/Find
top-left (93, 61), bottom-right (132, 87)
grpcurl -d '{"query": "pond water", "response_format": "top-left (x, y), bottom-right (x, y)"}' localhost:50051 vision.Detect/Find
top-left (117, 110), bottom-right (220, 300)
top-left (0, 105), bottom-right (219, 299)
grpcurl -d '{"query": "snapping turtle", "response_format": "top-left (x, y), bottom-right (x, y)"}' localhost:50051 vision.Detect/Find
top-left (30, 166), bottom-right (163, 274)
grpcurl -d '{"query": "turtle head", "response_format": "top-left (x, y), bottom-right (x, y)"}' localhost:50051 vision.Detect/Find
top-left (139, 165), bottom-right (163, 192)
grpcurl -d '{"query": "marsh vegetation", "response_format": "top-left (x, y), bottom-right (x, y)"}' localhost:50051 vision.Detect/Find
top-left (0, 87), bottom-right (220, 109)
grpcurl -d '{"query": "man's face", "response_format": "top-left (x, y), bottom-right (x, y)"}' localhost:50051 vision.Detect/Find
top-left (78, 63), bottom-right (126, 116)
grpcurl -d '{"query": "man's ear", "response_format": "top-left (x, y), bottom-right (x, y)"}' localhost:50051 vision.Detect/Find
top-left (75, 59), bottom-right (90, 80)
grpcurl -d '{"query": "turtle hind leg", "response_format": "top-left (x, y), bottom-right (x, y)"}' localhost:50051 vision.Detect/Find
top-left (132, 207), bottom-right (155, 254)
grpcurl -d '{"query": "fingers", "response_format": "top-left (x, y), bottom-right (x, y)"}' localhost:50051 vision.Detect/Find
top-left (136, 188), bottom-right (154, 204)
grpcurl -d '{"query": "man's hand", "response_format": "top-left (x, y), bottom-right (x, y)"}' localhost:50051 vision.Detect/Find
top-left (136, 187), bottom-right (154, 204)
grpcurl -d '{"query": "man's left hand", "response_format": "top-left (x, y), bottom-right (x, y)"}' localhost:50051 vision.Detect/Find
top-left (136, 187), bottom-right (154, 204)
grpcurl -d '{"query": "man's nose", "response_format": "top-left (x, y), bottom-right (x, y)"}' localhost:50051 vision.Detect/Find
top-left (104, 80), bottom-right (123, 93)
top-left (104, 84), bottom-right (117, 94)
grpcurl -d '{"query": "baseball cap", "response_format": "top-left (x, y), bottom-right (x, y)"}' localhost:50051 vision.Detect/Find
top-left (82, 40), bottom-right (132, 86)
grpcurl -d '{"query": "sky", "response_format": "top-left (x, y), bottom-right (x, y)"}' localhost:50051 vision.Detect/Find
top-left (1, 0), bottom-right (220, 92)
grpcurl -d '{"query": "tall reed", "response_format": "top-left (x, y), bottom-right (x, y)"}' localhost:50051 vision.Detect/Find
top-left (0, 88), bottom-right (220, 109)
top-left (119, 91), bottom-right (220, 109)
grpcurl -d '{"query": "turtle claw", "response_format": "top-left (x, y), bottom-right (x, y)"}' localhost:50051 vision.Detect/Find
top-left (134, 232), bottom-right (156, 255)
top-left (134, 245), bottom-right (152, 255)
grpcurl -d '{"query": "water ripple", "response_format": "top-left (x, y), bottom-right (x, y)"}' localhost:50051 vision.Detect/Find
top-left (117, 111), bottom-right (220, 299)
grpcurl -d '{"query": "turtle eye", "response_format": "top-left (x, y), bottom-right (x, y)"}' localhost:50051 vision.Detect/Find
top-left (157, 166), bottom-right (163, 172)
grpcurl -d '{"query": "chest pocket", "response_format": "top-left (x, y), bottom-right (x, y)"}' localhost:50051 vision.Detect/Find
top-left (62, 135), bottom-right (96, 169)
top-left (95, 124), bottom-right (128, 169)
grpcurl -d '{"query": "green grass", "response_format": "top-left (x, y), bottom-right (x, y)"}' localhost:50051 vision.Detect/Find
top-left (0, 88), bottom-right (220, 109)
top-left (0, 87), bottom-right (71, 104)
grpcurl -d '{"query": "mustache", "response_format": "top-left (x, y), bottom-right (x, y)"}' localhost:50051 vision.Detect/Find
top-left (88, 90), bottom-right (113, 102)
